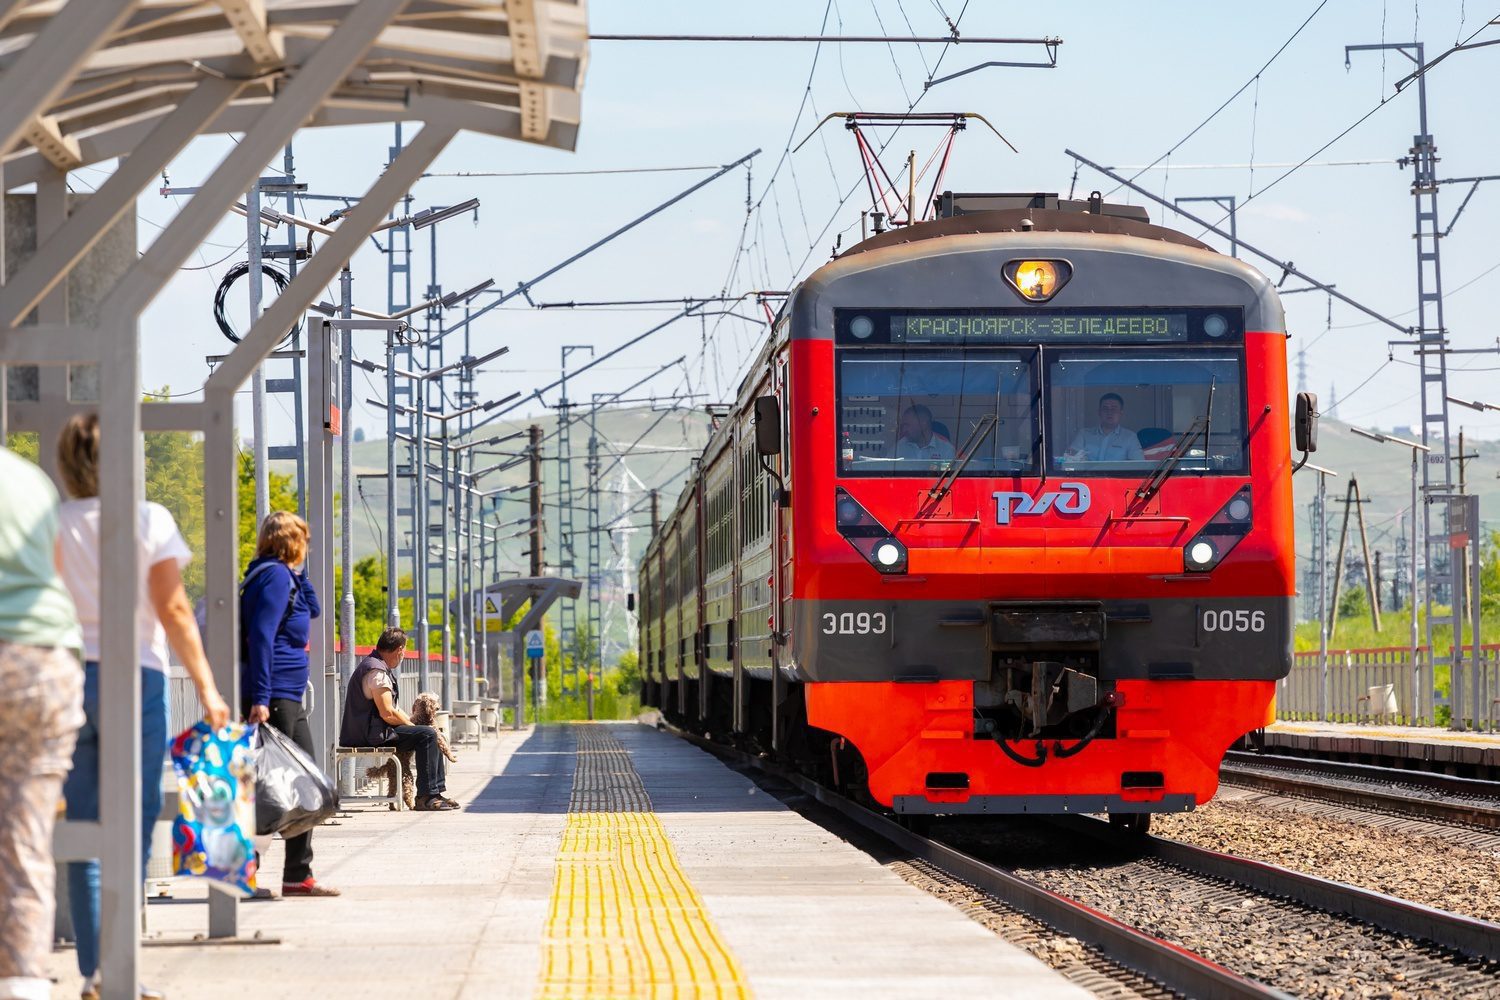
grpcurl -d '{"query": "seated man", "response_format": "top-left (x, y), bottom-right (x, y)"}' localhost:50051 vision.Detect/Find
top-left (1064, 392), bottom-right (1144, 463)
top-left (895, 403), bottom-right (955, 462)
top-left (339, 627), bottom-right (459, 811)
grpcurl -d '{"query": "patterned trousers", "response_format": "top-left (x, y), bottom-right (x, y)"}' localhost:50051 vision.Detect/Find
top-left (0, 641), bottom-right (83, 996)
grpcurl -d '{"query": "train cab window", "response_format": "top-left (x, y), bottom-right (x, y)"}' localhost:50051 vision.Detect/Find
top-left (1047, 352), bottom-right (1245, 475)
top-left (838, 352), bottom-right (1036, 475)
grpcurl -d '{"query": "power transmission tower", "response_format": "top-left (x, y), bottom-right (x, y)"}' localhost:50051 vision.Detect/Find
top-left (1345, 41), bottom-right (1500, 678)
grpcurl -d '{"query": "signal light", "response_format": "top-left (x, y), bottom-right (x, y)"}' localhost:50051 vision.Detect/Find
top-left (1003, 259), bottom-right (1072, 302)
top-left (1182, 487), bottom-right (1253, 573)
top-left (834, 487), bottom-right (908, 574)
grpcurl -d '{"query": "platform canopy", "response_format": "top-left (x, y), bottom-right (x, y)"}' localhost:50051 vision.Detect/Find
top-left (0, 0), bottom-right (588, 187)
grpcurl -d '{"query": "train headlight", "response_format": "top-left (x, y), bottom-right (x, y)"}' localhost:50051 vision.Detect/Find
top-left (1203, 313), bottom-right (1229, 338)
top-left (1003, 259), bottom-right (1072, 302)
top-left (849, 314), bottom-right (875, 340)
top-left (834, 487), bottom-right (908, 574)
top-left (1182, 486), bottom-right (1253, 573)
top-left (1186, 540), bottom-right (1217, 569)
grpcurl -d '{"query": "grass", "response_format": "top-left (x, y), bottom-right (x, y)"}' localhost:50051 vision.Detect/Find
top-left (1294, 605), bottom-right (1500, 653)
top-left (528, 666), bottom-right (642, 723)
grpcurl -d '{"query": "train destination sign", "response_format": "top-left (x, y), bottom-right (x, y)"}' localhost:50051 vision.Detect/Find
top-left (837, 307), bottom-right (1243, 345)
top-left (899, 312), bottom-right (1188, 342)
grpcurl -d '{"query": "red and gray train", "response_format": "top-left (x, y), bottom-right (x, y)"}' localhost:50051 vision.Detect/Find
top-left (638, 192), bottom-right (1302, 824)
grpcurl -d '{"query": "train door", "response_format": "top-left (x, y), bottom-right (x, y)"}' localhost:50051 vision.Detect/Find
top-left (770, 353), bottom-right (793, 752)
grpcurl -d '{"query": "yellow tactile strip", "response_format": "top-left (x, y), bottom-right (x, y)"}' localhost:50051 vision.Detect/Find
top-left (538, 726), bottom-right (751, 999)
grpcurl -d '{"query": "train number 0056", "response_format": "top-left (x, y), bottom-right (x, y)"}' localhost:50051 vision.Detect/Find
top-left (1200, 608), bottom-right (1266, 633)
top-left (822, 611), bottom-right (887, 635)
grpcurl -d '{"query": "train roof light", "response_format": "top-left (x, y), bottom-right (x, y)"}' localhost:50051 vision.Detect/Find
top-left (1003, 259), bottom-right (1071, 302)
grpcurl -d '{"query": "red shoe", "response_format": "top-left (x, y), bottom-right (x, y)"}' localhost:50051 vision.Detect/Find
top-left (282, 877), bottom-right (341, 897)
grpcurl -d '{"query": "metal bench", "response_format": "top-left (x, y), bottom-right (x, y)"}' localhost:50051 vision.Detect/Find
top-left (331, 745), bottom-right (404, 811)
top-left (449, 700), bottom-right (483, 750)
top-left (479, 698), bottom-right (501, 734)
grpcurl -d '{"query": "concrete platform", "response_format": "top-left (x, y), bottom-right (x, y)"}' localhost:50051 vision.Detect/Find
top-left (1262, 720), bottom-right (1500, 776)
top-left (47, 722), bottom-right (1085, 999)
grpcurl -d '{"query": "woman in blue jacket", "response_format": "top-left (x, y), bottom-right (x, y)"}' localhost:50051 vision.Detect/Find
top-left (240, 511), bottom-right (338, 897)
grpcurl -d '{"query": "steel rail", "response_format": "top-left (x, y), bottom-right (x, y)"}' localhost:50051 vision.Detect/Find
top-left (1221, 753), bottom-right (1500, 830)
top-left (666, 726), bottom-right (1286, 1000)
top-left (1053, 814), bottom-right (1500, 963)
top-left (1226, 750), bottom-right (1500, 798)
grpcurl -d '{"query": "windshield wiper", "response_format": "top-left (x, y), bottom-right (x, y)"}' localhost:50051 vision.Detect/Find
top-left (920, 413), bottom-right (998, 515)
top-left (1131, 377), bottom-right (1216, 509)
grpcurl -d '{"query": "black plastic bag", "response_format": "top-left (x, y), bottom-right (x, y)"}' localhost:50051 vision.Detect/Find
top-left (254, 723), bottom-right (338, 839)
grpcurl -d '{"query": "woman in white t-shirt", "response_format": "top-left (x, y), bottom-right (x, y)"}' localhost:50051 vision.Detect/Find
top-left (53, 414), bottom-right (229, 1000)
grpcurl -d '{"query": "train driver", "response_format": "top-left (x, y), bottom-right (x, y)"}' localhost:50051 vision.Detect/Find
top-left (895, 404), bottom-right (955, 462)
top-left (1063, 392), bottom-right (1144, 463)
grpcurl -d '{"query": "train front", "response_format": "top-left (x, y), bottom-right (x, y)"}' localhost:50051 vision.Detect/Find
top-left (786, 207), bottom-right (1294, 816)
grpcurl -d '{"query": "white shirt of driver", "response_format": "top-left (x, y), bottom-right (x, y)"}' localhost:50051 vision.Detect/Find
top-left (55, 498), bottom-right (192, 671)
top-left (896, 434), bottom-right (955, 462)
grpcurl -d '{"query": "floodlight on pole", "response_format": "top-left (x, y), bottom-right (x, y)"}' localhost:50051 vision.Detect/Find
top-left (231, 202), bottom-right (285, 229)
top-left (481, 391), bottom-right (523, 411)
top-left (441, 277), bottom-right (496, 308)
top-left (411, 197), bottom-right (481, 230)
top-left (427, 344), bottom-right (508, 380)
top-left (451, 430), bottom-right (527, 453)
top-left (1446, 394), bottom-right (1500, 414)
top-left (1350, 425), bottom-right (1431, 452)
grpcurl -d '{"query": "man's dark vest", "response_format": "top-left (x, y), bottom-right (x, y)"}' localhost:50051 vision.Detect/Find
top-left (340, 655), bottom-right (397, 747)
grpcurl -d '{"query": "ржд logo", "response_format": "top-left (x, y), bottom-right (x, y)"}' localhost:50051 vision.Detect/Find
top-left (992, 482), bottom-right (1091, 525)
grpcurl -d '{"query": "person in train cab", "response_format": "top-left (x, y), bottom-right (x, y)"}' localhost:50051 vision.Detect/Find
top-left (894, 403), bottom-right (955, 462)
top-left (339, 627), bottom-right (459, 811)
top-left (1063, 392), bottom-right (1144, 463)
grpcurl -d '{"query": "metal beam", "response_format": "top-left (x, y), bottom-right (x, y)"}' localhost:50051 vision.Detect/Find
top-left (504, 0), bottom-right (545, 77)
top-left (0, 0), bottom-right (139, 157)
top-left (0, 322), bottom-right (104, 364)
top-left (0, 0), bottom-right (27, 36)
top-left (20, 114), bottom-right (81, 171)
top-left (518, 80), bottom-right (549, 142)
top-left (208, 121), bottom-right (459, 392)
top-left (96, 315), bottom-right (145, 997)
top-left (0, 77), bottom-right (243, 329)
top-left (217, 0), bottom-right (284, 66)
top-left (102, 0), bottom-right (411, 320)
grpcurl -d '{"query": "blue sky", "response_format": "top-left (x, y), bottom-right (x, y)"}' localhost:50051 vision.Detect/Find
top-left (118, 1), bottom-right (1500, 445)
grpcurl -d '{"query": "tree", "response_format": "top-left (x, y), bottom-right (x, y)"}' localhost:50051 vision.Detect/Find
top-left (236, 450), bottom-right (298, 572)
top-left (614, 648), bottom-right (640, 696)
top-left (5, 431), bottom-right (38, 463)
top-left (1482, 530), bottom-right (1500, 617)
top-left (1337, 584), bottom-right (1370, 621)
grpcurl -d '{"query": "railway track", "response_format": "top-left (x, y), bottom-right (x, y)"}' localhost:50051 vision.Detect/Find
top-left (669, 726), bottom-right (1500, 998)
top-left (1222, 750), bottom-right (1500, 830)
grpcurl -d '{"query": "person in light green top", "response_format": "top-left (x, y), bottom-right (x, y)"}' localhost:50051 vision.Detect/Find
top-left (0, 446), bottom-right (82, 649)
top-left (0, 444), bottom-right (85, 1000)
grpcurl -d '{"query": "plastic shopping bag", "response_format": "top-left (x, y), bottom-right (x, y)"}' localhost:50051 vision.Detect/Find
top-left (170, 721), bottom-right (258, 895)
top-left (254, 722), bottom-right (339, 839)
